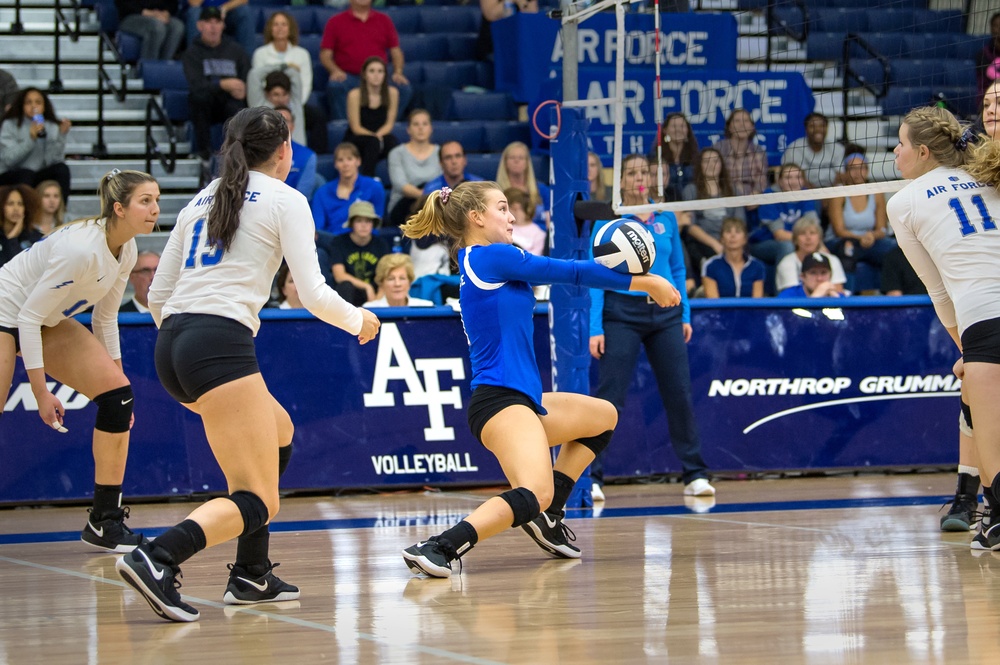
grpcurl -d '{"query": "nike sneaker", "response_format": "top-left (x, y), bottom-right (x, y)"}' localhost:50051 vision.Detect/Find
top-left (116, 543), bottom-right (199, 622)
top-left (402, 536), bottom-right (456, 578)
top-left (81, 506), bottom-right (146, 553)
top-left (521, 511), bottom-right (581, 559)
top-left (223, 561), bottom-right (300, 605)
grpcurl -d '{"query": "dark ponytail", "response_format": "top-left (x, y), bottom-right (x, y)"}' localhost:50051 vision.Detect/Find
top-left (209, 106), bottom-right (289, 251)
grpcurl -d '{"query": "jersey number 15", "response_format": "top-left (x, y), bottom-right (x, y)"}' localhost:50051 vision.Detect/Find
top-left (184, 218), bottom-right (224, 269)
top-left (950, 195), bottom-right (997, 237)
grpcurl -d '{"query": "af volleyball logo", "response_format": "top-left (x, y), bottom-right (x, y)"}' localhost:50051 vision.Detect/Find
top-left (593, 219), bottom-right (656, 274)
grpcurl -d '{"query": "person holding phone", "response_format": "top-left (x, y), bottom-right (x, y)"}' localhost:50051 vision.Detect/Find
top-left (0, 88), bottom-right (71, 201)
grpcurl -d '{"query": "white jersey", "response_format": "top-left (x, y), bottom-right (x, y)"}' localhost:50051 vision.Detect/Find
top-left (887, 166), bottom-right (1000, 335)
top-left (149, 171), bottom-right (363, 336)
top-left (0, 219), bottom-right (134, 369)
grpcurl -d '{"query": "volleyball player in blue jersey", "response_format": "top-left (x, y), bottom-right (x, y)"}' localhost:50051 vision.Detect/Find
top-left (398, 181), bottom-right (680, 578)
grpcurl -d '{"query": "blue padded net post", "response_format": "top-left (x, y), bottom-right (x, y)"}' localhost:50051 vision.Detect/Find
top-left (548, 106), bottom-right (595, 509)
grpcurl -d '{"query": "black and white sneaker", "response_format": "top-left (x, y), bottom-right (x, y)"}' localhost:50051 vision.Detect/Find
top-left (972, 494), bottom-right (994, 551)
top-left (941, 494), bottom-right (978, 532)
top-left (81, 507), bottom-right (146, 553)
top-left (116, 544), bottom-right (199, 622)
top-left (521, 511), bottom-right (581, 559)
top-left (223, 562), bottom-right (300, 605)
top-left (402, 536), bottom-right (456, 578)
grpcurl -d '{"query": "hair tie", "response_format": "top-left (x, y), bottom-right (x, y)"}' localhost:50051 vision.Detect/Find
top-left (106, 168), bottom-right (121, 182)
top-left (440, 186), bottom-right (452, 205)
top-left (955, 127), bottom-right (976, 152)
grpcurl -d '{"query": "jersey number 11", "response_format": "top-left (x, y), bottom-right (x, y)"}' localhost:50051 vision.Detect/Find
top-left (950, 195), bottom-right (997, 237)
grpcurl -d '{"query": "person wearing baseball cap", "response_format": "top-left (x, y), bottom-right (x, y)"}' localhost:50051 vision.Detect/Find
top-left (326, 200), bottom-right (389, 305)
top-left (184, 1), bottom-right (256, 57)
top-left (777, 252), bottom-right (846, 298)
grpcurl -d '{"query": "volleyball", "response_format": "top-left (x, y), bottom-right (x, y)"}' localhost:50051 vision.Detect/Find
top-left (592, 219), bottom-right (656, 275)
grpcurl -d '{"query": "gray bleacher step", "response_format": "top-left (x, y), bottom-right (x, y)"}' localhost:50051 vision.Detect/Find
top-left (0, 35), bottom-right (106, 61)
top-left (47, 93), bottom-right (153, 113)
top-left (738, 36), bottom-right (805, 62)
top-left (67, 194), bottom-right (193, 223)
top-left (69, 159), bottom-right (202, 183)
top-left (17, 76), bottom-right (144, 93)
top-left (66, 140), bottom-right (192, 156)
top-left (739, 62), bottom-right (839, 89)
top-left (813, 90), bottom-right (881, 118)
top-left (59, 109), bottom-right (150, 123)
top-left (1, 7), bottom-right (99, 32)
top-left (2, 62), bottom-right (127, 83)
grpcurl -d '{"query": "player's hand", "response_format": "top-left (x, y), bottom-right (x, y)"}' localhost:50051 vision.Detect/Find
top-left (357, 308), bottom-right (381, 345)
top-left (631, 274), bottom-right (681, 308)
top-left (36, 391), bottom-right (68, 433)
top-left (682, 323), bottom-right (693, 344)
top-left (589, 335), bottom-right (604, 360)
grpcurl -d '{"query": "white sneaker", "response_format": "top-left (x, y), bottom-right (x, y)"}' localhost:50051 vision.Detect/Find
top-left (591, 483), bottom-right (605, 502)
top-left (683, 478), bottom-right (715, 496)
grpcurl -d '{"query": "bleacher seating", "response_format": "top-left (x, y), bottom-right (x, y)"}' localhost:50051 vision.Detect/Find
top-left (447, 91), bottom-right (517, 121)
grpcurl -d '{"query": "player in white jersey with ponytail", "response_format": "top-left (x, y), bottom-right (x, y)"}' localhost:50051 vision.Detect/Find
top-left (888, 103), bottom-right (1000, 550)
top-left (116, 106), bottom-right (380, 622)
top-left (0, 168), bottom-right (159, 553)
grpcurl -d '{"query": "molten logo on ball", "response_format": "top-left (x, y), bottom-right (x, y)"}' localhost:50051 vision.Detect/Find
top-left (593, 219), bottom-right (656, 274)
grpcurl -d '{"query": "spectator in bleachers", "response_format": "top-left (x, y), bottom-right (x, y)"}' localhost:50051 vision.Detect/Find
top-left (880, 245), bottom-right (926, 296)
top-left (682, 146), bottom-right (745, 270)
top-left (712, 108), bottom-right (767, 221)
top-left (250, 71), bottom-right (306, 146)
top-left (0, 68), bottom-right (17, 113)
top-left (774, 217), bottom-right (846, 295)
top-left (115, 1), bottom-right (184, 62)
top-left (588, 151), bottom-right (607, 201)
top-left (777, 252), bottom-right (845, 299)
top-left (0, 88), bottom-right (71, 201)
top-left (701, 217), bottom-right (764, 299)
top-left (364, 253), bottom-right (434, 308)
top-left (30, 180), bottom-right (66, 242)
top-left (181, 7), bottom-right (250, 160)
top-left (274, 105), bottom-right (317, 200)
top-left (344, 56), bottom-right (400, 177)
top-left (496, 140), bottom-right (549, 228)
top-left (330, 200), bottom-right (389, 305)
top-left (476, 0), bottom-right (539, 62)
top-left (119, 251), bottom-right (159, 313)
top-left (750, 163), bottom-right (819, 269)
top-left (781, 112), bottom-right (844, 190)
top-left (274, 262), bottom-right (304, 309)
top-left (825, 152), bottom-right (894, 274)
top-left (387, 109), bottom-right (440, 228)
top-left (648, 112), bottom-right (698, 202)
top-left (319, 0), bottom-right (412, 121)
top-left (507, 188), bottom-right (545, 256)
top-left (423, 140), bottom-right (484, 193)
top-left (977, 12), bottom-right (1000, 108)
top-left (249, 10), bottom-right (328, 154)
top-left (986, 79), bottom-right (999, 141)
top-left (0, 185), bottom-right (36, 268)
top-left (311, 142), bottom-right (384, 233)
top-left (184, 0), bottom-right (256, 57)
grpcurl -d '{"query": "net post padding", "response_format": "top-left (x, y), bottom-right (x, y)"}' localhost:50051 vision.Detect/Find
top-left (549, 105), bottom-right (595, 509)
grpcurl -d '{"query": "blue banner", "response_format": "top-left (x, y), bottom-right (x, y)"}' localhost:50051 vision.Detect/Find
top-left (0, 299), bottom-right (960, 504)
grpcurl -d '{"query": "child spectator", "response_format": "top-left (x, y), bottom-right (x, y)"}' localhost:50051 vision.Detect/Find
top-left (329, 200), bottom-right (389, 305)
top-left (701, 217), bottom-right (764, 298)
top-left (777, 252), bottom-right (845, 298)
top-left (507, 187), bottom-right (545, 256)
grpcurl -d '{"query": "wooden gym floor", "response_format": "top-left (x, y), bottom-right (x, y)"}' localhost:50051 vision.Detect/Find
top-left (0, 472), bottom-right (997, 664)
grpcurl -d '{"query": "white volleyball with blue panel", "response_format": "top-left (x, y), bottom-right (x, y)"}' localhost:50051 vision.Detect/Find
top-left (592, 219), bottom-right (656, 275)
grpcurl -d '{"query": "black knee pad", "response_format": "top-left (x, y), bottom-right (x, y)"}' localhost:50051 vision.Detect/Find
top-left (577, 429), bottom-right (613, 457)
top-left (961, 400), bottom-right (973, 434)
top-left (93, 385), bottom-right (134, 433)
top-left (499, 487), bottom-right (540, 527)
top-left (278, 444), bottom-right (293, 477)
top-left (229, 490), bottom-right (270, 536)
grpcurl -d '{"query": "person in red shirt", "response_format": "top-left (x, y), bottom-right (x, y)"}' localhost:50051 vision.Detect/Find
top-left (319, 0), bottom-right (411, 121)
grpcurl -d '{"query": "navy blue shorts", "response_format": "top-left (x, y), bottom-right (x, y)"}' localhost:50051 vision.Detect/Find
top-left (0, 325), bottom-right (20, 353)
top-left (467, 384), bottom-right (540, 443)
top-left (154, 313), bottom-right (259, 404)
top-left (962, 317), bottom-right (1000, 365)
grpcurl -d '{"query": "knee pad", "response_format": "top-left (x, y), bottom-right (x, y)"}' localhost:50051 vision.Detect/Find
top-left (229, 490), bottom-right (269, 536)
top-left (577, 430), bottom-right (613, 457)
top-left (93, 385), bottom-right (134, 433)
top-left (961, 400), bottom-right (974, 436)
top-left (278, 444), bottom-right (293, 477)
top-left (499, 487), bottom-right (540, 527)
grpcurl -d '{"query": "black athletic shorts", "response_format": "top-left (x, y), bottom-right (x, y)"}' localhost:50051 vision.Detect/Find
top-left (467, 384), bottom-right (540, 443)
top-left (0, 325), bottom-right (20, 353)
top-left (962, 316), bottom-right (1000, 365)
top-left (154, 313), bottom-right (259, 404)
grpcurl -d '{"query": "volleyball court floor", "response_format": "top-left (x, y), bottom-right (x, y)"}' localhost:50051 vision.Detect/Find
top-left (2, 471), bottom-right (999, 664)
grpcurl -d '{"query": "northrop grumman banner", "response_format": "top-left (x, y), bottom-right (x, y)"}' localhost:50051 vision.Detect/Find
top-left (0, 299), bottom-right (959, 504)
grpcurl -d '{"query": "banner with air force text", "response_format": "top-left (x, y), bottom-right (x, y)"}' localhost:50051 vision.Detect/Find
top-left (0, 300), bottom-right (959, 504)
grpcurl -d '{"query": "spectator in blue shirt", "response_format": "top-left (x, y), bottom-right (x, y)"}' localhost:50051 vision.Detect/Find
top-left (701, 217), bottom-right (764, 298)
top-left (310, 142), bottom-right (386, 234)
top-left (777, 252), bottom-right (845, 299)
top-left (422, 141), bottom-right (483, 194)
top-left (750, 163), bottom-right (819, 266)
top-left (274, 105), bottom-right (316, 200)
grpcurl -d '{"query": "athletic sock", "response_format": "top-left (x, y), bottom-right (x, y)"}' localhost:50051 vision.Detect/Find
top-left (549, 470), bottom-right (576, 516)
top-left (92, 484), bottom-right (122, 520)
top-left (438, 520), bottom-right (478, 560)
top-left (152, 519), bottom-right (207, 566)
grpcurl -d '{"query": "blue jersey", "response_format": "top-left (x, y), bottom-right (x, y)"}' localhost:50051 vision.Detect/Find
top-left (702, 252), bottom-right (765, 297)
top-left (458, 243), bottom-right (630, 409)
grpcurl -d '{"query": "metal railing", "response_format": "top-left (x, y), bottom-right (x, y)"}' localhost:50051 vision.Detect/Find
top-left (93, 14), bottom-right (129, 158)
top-left (51, 0), bottom-right (82, 92)
top-left (9, 0), bottom-right (22, 33)
top-left (840, 33), bottom-right (890, 144)
top-left (145, 97), bottom-right (178, 176)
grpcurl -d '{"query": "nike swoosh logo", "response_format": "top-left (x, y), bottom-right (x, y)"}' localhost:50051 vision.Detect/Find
top-left (136, 547), bottom-right (165, 581)
top-left (237, 576), bottom-right (268, 592)
top-left (542, 514), bottom-right (558, 528)
top-left (88, 521), bottom-right (104, 537)
top-left (121, 398), bottom-right (133, 405)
